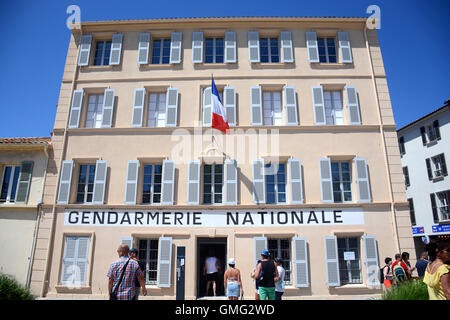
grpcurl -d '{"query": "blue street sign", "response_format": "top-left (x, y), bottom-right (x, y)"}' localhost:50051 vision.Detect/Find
top-left (432, 225), bottom-right (450, 233)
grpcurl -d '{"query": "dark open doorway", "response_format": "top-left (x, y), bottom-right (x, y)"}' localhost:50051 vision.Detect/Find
top-left (197, 237), bottom-right (227, 298)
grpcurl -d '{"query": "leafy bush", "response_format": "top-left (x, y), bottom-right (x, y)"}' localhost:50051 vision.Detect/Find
top-left (0, 273), bottom-right (35, 300)
top-left (382, 279), bottom-right (429, 300)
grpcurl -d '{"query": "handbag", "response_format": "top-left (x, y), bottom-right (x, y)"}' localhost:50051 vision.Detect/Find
top-left (109, 258), bottom-right (130, 300)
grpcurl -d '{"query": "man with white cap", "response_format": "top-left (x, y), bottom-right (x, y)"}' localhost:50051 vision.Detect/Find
top-left (224, 258), bottom-right (243, 300)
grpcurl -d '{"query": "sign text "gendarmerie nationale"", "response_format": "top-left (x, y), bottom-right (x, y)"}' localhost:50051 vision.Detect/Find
top-left (64, 209), bottom-right (364, 227)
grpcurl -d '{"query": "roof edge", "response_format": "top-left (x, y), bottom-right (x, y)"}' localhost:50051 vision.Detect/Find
top-left (397, 101), bottom-right (450, 132)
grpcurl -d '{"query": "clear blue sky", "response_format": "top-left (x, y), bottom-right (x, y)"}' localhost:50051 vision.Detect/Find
top-left (0, 0), bottom-right (449, 137)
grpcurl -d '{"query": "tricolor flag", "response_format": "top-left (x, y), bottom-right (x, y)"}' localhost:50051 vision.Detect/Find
top-left (211, 76), bottom-right (230, 134)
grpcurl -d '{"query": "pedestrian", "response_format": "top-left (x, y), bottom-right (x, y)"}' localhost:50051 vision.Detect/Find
top-left (107, 244), bottom-right (147, 300)
top-left (203, 249), bottom-right (220, 297)
top-left (252, 249), bottom-right (279, 301)
top-left (274, 258), bottom-right (285, 300)
top-left (250, 260), bottom-right (262, 300)
top-left (224, 258), bottom-right (243, 300)
top-left (402, 252), bottom-right (416, 277)
top-left (381, 257), bottom-right (393, 290)
top-left (392, 252), bottom-right (411, 283)
top-left (129, 248), bottom-right (146, 300)
top-left (423, 239), bottom-right (450, 300)
top-left (415, 251), bottom-right (429, 278)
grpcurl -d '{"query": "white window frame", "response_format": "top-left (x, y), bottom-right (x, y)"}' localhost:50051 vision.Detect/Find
top-left (324, 90), bottom-right (344, 125)
top-left (93, 40), bottom-right (112, 66)
top-left (0, 165), bottom-right (21, 203)
top-left (147, 92), bottom-right (167, 127)
top-left (202, 164), bottom-right (223, 205)
top-left (204, 37), bottom-right (224, 64)
top-left (265, 162), bottom-right (287, 205)
top-left (151, 38), bottom-right (171, 65)
top-left (331, 161), bottom-right (353, 203)
top-left (138, 239), bottom-right (159, 285)
top-left (262, 91), bottom-right (283, 126)
top-left (76, 164), bottom-right (96, 204)
top-left (426, 124), bottom-right (438, 142)
top-left (85, 94), bottom-right (104, 128)
top-left (431, 154), bottom-right (445, 178)
top-left (337, 237), bottom-right (362, 285)
top-left (437, 190), bottom-right (450, 221)
top-left (317, 37), bottom-right (337, 63)
top-left (259, 37), bottom-right (280, 63)
top-left (61, 236), bottom-right (90, 286)
top-left (268, 238), bottom-right (292, 285)
top-left (141, 164), bottom-right (163, 205)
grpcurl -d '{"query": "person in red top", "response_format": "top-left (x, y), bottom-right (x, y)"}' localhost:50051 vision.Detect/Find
top-left (392, 252), bottom-right (412, 280)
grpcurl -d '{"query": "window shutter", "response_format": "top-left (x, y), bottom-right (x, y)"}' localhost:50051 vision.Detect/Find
top-left (324, 235), bottom-right (340, 287)
top-left (430, 193), bottom-right (439, 223)
top-left (252, 159), bottom-right (265, 204)
top-left (224, 86), bottom-right (236, 126)
top-left (121, 236), bottom-right (134, 249)
top-left (288, 158), bottom-right (303, 204)
top-left (345, 86), bottom-right (361, 125)
top-left (426, 158), bottom-right (433, 180)
top-left (319, 158), bottom-right (333, 203)
top-left (187, 160), bottom-right (200, 205)
top-left (254, 236), bottom-right (267, 268)
top-left (109, 33), bottom-right (123, 65)
top-left (362, 235), bottom-right (379, 286)
top-left (192, 31), bottom-right (203, 63)
top-left (68, 90), bottom-right (84, 128)
top-left (165, 88), bottom-right (179, 127)
top-left (161, 160), bottom-right (175, 205)
top-left (250, 86), bottom-right (263, 126)
top-left (124, 160), bottom-right (140, 205)
top-left (57, 160), bottom-right (74, 204)
top-left (15, 161), bottom-right (34, 204)
top-left (170, 32), bottom-right (182, 64)
top-left (137, 32), bottom-right (150, 65)
top-left (76, 237), bottom-right (90, 286)
top-left (202, 87), bottom-right (212, 127)
top-left (157, 237), bottom-right (173, 288)
top-left (305, 32), bottom-right (319, 63)
top-left (293, 237), bottom-right (309, 287)
top-left (441, 154), bottom-right (448, 176)
top-left (338, 31), bottom-right (352, 63)
top-left (92, 160), bottom-right (108, 204)
top-left (224, 159), bottom-right (238, 205)
top-left (280, 31), bottom-right (294, 63)
top-left (420, 127), bottom-right (427, 145)
top-left (224, 31), bottom-right (237, 63)
top-left (312, 86), bottom-right (326, 125)
top-left (101, 88), bottom-right (115, 128)
top-left (131, 88), bottom-right (146, 127)
top-left (284, 86), bottom-right (298, 125)
top-left (354, 158), bottom-right (371, 202)
top-left (248, 31), bottom-right (260, 63)
top-left (77, 35), bottom-right (92, 66)
top-left (61, 237), bottom-right (77, 285)
top-left (433, 120), bottom-right (441, 140)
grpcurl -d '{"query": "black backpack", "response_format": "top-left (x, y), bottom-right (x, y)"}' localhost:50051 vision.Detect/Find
top-left (379, 266), bottom-right (386, 284)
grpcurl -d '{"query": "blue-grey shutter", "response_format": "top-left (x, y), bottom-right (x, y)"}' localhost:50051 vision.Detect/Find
top-left (137, 32), bottom-right (151, 65)
top-left (338, 31), bottom-right (352, 63)
top-left (92, 160), bottom-right (108, 204)
top-left (165, 88), bottom-right (179, 127)
top-left (77, 35), bottom-right (92, 66)
top-left (202, 87), bottom-right (212, 127)
top-left (250, 86), bottom-right (263, 126)
top-left (124, 160), bottom-right (139, 205)
top-left (224, 159), bottom-right (238, 205)
top-left (312, 86), bottom-right (326, 125)
top-left (284, 86), bottom-right (298, 125)
top-left (224, 31), bottom-right (237, 63)
top-left (306, 32), bottom-right (319, 63)
top-left (252, 159), bottom-right (265, 204)
top-left (319, 158), bottom-right (333, 203)
top-left (187, 160), bottom-right (200, 205)
top-left (15, 161), bottom-right (34, 204)
top-left (363, 235), bottom-right (379, 286)
top-left (62, 236), bottom-right (89, 286)
top-left (324, 236), bottom-right (340, 287)
top-left (254, 236), bottom-right (267, 268)
top-left (131, 88), bottom-right (145, 127)
top-left (157, 237), bottom-right (173, 288)
top-left (170, 32), bottom-right (182, 64)
top-left (161, 160), bottom-right (175, 205)
top-left (192, 31), bottom-right (203, 63)
top-left (280, 31), bottom-right (294, 63)
top-left (224, 86), bottom-right (236, 126)
top-left (109, 33), bottom-right (123, 65)
top-left (68, 90), bottom-right (84, 128)
top-left (101, 88), bottom-right (115, 128)
top-left (288, 158), bottom-right (303, 204)
top-left (354, 158), bottom-right (371, 202)
top-left (293, 237), bottom-right (309, 287)
top-left (345, 86), bottom-right (361, 125)
top-left (57, 160), bottom-right (74, 204)
top-left (248, 31), bottom-right (260, 63)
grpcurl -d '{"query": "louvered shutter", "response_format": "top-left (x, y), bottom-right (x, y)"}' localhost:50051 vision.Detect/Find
top-left (319, 158), bottom-right (333, 203)
top-left (224, 31), bottom-right (237, 63)
top-left (202, 87), bottom-right (212, 126)
top-left (77, 35), bottom-right (92, 66)
top-left (338, 32), bottom-right (352, 63)
top-left (124, 160), bottom-right (139, 205)
top-left (158, 237), bottom-right (173, 288)
top-left (288, 158), bottom-right (303, 204)
top-left (224, 86), bottom-right (236, 126)
top-left (187, 160), bottom-right (200, 205)
top-left (101, 88), bottom-right (115, 128)
top-left (192, 32), bottom-right (203, 63)
top-left (131, 88), bottom-right (145, 127)
top-left (161, 160), bottom-right (175, 205)
top-left (284, 86), bottom-right (298, 125)
top-left (15, 161), bottom-right (34, 204)
top-left (170, 32), bottom-right (182, 64)
top-left (57, 160), bottom-right (74, 204)
top-left (224, 159), bottom-right (238, 205)
top-left (312, 86), bottom-right (326, 125)
top-left (248, 31), bottom-right (260, 63)
top-left (306, 32), bottom-right (319, 63)
top-left (345, 86), bottom-right (361, 125)
top-left (420, 127), bottom-right (427, 145)
top-left (354, 158), bottom-right (371, 202)
top-left (430, 194), bottom-right (439, 223)
top-left (61, 237), bottom-right (77, 285)
top-left (165, 88), bottom-right (179, 127)
top-left (92, 160), bottom-right (108, 204)
top-left (293, 237), bottom-right (309, 287)
top-left (252, 159), bottom-right (265, 204)
top-left (254, 237), bottom-right (267, 268)
top-left (250, 86), bottom-right (263, 126)
top-left (121, 236), bottom-right (134, 249)
top-left (109, 33), bottom-right (123, 65)
top-left (426, 158), bottom-right (433, 180)
top-left (280, 31), bottom-right (294, 63)
top-left (363, 235), bottom-right (379, 286)
top-left (433, 120), bottom-right (441, 140)
top-left (76, 237), bottom-right (90, 286)
top-left (68, 90), bottom-right (84, 128)
top-left (137, 32), bottom-right (150, 65)
top-left (324, 236), bottom-right (340, 287)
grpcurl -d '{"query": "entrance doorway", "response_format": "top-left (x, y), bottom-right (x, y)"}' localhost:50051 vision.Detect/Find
top-left (197, 237), bottom-right (227, 298)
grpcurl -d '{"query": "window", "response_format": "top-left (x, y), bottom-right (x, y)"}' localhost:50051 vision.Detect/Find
top-left (437, 190), bottom-right (450, 221)
top-left (142, 164), bottom-right (163, 204)
top-left (403, 166), bottom-right (410, 187)
top-left (205, 37), bottom-right (224, 63)
top-left (147, 93), bottom-right (166, 127)
top-left (317, 37), bottom-right (337, 63)
top-left (260, 37), bottom-right (280, 63)
top-left (265, 163), bottom-right (286, 204)
top-left (203, 164), bottom-right (223, 204)
top-left (408, 198), bottom-right (416, 226)
top-left (151, 39), bottom-right (171, 64)
top-left (426, 153), bottom-right (448, 180)
top-left (420, 120), bottom-right (441, 145)
top-left (93, 40), bottom-right (112, 66)
top-left (324, 91), bottom-right (344, 125)
top-left (76, 164), bottom-right (96, 204)
top-left (61, 236), bottom-right (90, 286)
top-left (337, 237), bottom-right (362, 285)
top-left (331, 162), bottom-right (352, 203)
top-left (263, 91), bottom-right (282, 125)
top-left (85, 94), bottom-right (104, 128)
top-left (268, 238), bottom-right (291, 285)
top-left (398, 137), bottom-right (405, 155)
top-left (0, 165), bottom-right (20, 203)
top-left (138, 239), bottom-right (159, 285)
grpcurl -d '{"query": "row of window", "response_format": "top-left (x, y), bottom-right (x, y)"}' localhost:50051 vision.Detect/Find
top-left (56, 157), bottom-right (372, 206)
top-left (398, 120), bottom-right (442, 156)
top-left (68, 85), bottom-right (362, 129)
top-left (78, 30), bottom-right (353, 67)
top-left (408, 189), bottom-right (450, 225)
top-left (403, 153), bottom-right (448, 187)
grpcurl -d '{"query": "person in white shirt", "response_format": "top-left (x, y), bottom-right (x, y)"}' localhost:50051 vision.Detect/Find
top-left (203, 250), bottom-right (220, 296)
top-left (274, 258), bottom-right (285, 300)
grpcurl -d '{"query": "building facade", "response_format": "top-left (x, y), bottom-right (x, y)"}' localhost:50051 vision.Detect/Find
top-left (398, 101), bottom-right (450, 259)
top-left (28, 17), bottom-right (414, 299)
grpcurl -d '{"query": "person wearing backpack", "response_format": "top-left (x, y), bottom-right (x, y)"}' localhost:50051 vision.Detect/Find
top-left (392, 252), bottom-right (411, 284)
top-left (380, 257), bottom-right (393, 289)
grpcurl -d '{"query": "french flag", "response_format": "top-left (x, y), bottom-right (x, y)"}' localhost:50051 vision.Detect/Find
top-left (211, 76), bottom-right (230, 134)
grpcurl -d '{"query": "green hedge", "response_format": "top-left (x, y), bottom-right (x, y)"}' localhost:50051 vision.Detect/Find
top-left (382, 279), bottom-right (429, 300)
top-left (0, 274), bottom-right (35, 300)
